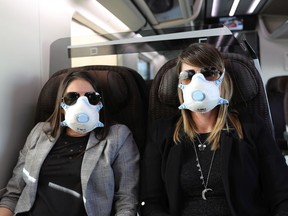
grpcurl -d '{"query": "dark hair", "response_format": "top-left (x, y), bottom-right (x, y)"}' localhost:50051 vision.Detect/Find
top-left (47, 70), bottom-right (111, 140)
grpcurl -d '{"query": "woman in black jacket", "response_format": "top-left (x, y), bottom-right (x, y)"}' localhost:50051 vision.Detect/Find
top-left (140, 43), bottom-right (288, 216)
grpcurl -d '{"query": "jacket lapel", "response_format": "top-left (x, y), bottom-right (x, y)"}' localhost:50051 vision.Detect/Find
top-left (81, 131), bottom-right (107, 195)
top-left (22, 125), bottom-right (57, 212)
top-left (220, 130), bottom-right (237, 216)
top-left (28, 130), bottom-right (57, 180)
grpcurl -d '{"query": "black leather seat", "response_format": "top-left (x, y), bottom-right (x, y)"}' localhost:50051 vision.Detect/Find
top-left (284, 86), bottom-right (288, 146)
top-left (34, 65), bottom-right (149, 153)
top-left (148, 52), bottom-right (274, 140)
top-left (266, 76), bottom-right (288, 150)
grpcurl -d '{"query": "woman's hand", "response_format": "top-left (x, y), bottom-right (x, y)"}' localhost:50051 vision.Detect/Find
top-left (0, 207), bottom-right (13, 216)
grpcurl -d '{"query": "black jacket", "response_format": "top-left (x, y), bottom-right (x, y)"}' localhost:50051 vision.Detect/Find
top-left (140, 113), bottom-right (288, 216)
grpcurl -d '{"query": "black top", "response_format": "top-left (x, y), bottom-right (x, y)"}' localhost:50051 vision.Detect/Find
top-left (29, 132), bottom-right (89, 216)
top-left (140, 113), bottom-right (288, 216)
top-left (180, 133), bottom-right (231, 215)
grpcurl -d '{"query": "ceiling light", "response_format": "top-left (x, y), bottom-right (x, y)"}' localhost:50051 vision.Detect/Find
top-left (83, 1), bottom-right (130, 33)
top-left (229, 0), bottom-right (240, 16)
top-left (211, 0), bottom-right (221, 17)
top-left (247, 0), bottom-right (261, 14)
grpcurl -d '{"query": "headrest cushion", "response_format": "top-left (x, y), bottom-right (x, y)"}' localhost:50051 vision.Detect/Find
top-left (38, 66), bottom-right (129, 120)
top-left (266, 76), bottom-right (288, 93)
top-left (157, 53), bottom-right (259, 108)
top-left (158, 65), bottom-right (179, 106)
top-left (223, 53), bottom-right (258, 106)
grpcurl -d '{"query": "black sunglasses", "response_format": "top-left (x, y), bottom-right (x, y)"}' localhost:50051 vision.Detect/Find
top-left (179, 66), bottom-right (222, 81)
top-left (62, 92), bottom-right (101, 106)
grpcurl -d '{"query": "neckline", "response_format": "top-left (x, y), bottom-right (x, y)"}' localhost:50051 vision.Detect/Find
top-left (62, 131), bottom-right (90, 139)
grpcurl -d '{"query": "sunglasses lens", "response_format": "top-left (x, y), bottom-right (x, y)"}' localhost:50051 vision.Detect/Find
top-left (179, 70), bottom-right (196, 81)
top-left (63, 92), bottom-right (80, 105)
top-left (85, 92), bottom-right (101, 105)
top-left (201, 67), bottom-right (220, 81)
top-left (63, 92), bottom-right (101, 106)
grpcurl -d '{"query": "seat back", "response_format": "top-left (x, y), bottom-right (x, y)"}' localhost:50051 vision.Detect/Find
top-left (35, 65), bottom-right (148, 153)
top-left (149, 52), bottom-right (274, 138)
top-left (284, 86), bottom-right (288, 144)
top-left (266, 76), bottom-right (288, 150)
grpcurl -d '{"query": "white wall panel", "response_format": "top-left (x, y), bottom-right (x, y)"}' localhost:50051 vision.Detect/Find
top-left (0, 0), bottom-right (41, 191)
top-left (0, 0), bottom-right (76, 192)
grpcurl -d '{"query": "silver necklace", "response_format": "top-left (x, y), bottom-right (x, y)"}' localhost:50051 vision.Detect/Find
top-left (196, 134), bottom-right (207, 151)
top-left (192, 139), bottom-right (216, 200)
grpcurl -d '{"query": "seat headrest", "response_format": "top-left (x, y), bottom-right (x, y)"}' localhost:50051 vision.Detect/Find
top-left (266, 76), bottom-right (288, 128)
top-left (266, 76), bottom-right (288, 93)
top-left (222, 52), bottom-right (258, 107)
top-left (156, 53), bottom-right (259, 109)
top-left (36, 67), bottom-right (130, 121)
top-left (266, 76), bottom-right (288, 149)
top-left (157, 58), bottom-right (179, 106)
top-left (35, 65), bottom-right (149, 152)
top-left (150, 51), bottom-right (273, 143)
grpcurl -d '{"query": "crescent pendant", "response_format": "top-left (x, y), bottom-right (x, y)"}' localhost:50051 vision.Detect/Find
top-left (202, 188), bottom-right (213, 200)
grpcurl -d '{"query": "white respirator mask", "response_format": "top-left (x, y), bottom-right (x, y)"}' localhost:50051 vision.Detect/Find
top-left (60, 93), bottom-right (104, 134)
top-left (178, 68), bottom-right (229, 113)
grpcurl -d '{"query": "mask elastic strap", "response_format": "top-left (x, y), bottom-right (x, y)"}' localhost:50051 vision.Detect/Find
top-left (61, 102), bottom-right (69, 111)
top-left (214, 69), bottom-right (225, 86)
top-left (178, 83), bottom-right (185, 90)
top-left (218, 98), bottom-right (229, 105)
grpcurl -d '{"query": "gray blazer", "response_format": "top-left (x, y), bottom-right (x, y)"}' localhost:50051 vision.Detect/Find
top-left (0, 122), bottom-right (139, 216)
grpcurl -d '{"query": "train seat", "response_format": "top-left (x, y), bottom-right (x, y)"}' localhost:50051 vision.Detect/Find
top-left (285, 87), bottom-right (288, 146)
top-left (266, 76), bottom-right (288, 150)
top-left (148, 51), bottom-right (274, 144)
top-left (34, 65), bottom-right (149, 153)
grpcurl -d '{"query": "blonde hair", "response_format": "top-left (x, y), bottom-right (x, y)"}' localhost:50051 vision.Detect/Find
top-left (173, 43), bottom-right (243, 150)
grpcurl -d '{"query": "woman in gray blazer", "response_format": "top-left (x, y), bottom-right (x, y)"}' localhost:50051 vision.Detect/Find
top-left (0, 71), bottom-right (139, 216)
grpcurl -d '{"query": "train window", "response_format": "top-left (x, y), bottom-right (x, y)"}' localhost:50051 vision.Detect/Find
top-left (137, 55), bottom-right (151, 80)
top-left (70, 18), bottom-right (117, 67)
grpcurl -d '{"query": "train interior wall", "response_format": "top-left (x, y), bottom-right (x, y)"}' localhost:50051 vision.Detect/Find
top-left (0, 0), bottom-right (288, 193)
